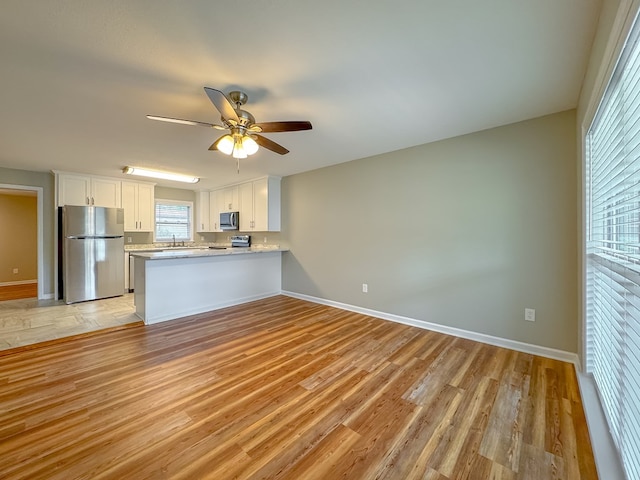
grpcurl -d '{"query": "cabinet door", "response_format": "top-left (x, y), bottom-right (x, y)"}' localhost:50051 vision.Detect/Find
top-left (222, 186), bottom-right (239, 212)
top-left (252, 178), bottom-right (269, 231)
top-left (121, 182), bottom-right (138, 231)
top-left (196, 191), bottom-right (210, 232)
top-left (209, 190), bottom-right (221, 232)
top-left (238, 182), bottom-right (254, 231)
top-left (136, 183), bottom-right (154, 232)
top-left (91, 177), bottom-right (121, 208)
top-left (58, 174), bottom-right (91, 206)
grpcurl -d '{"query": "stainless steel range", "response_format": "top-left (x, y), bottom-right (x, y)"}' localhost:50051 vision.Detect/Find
top-left (231, 235), bottom-right (251, 247)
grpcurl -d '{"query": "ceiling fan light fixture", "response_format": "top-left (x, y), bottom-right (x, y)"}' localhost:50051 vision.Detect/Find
top-left (232, 140), bottom-right (248, 159)
top-left (242, 135), bottom-right (259, 155)
top-left (217, 134), bottom-right (234, 155)
top-left (122, 166), bottom-right (199, 184)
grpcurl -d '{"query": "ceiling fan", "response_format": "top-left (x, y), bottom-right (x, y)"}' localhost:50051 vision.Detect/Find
top-left (147, 87), bottom-right (312, 171)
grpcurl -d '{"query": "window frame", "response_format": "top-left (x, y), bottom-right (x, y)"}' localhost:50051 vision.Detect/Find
top-left (154, 198), bottom-right (194, 243)
top-left (584, 10), bottom-right (640, 479)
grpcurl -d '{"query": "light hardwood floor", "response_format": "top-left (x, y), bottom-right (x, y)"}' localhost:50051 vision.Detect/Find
top-left (0, 295), bottom-right (597, 479)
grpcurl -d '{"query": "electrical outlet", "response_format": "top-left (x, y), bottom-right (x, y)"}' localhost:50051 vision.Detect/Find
top-left (362, 283), bottom-right (368, 293)
top-left (12, 268), bottom-right (18, 274)
top-left (263, 236), bottom-right (267, 243)
top-left (127, 237), bottom-right (132, 243)
top-left (525, 308), bottom-right (535, 322)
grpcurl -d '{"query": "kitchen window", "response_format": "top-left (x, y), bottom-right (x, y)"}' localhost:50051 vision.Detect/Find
top-left (584, 10), bottom-right (640, 480)
top-left (154, 199), bottom-right (193, 242)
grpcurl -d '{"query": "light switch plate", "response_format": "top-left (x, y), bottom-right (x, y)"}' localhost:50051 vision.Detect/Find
top-left (525, 308), bottom-right (535, 322)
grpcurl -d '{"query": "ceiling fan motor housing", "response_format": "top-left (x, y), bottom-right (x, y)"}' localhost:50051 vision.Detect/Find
top-left (235, 109), bottom-right (255, 127)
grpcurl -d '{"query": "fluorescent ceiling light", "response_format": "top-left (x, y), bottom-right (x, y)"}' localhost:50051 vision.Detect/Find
top-left (122, 166), bottom-right (199, 184)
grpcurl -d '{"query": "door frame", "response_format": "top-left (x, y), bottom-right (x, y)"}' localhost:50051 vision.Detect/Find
top-left (0, 183), bottom-right (45, 299)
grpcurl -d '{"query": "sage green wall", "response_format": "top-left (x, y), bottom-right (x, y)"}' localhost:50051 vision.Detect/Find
top-left (0, 167), bottom-right (54, 296)
top-left (155, 186), bottom-right (195, 203)
top-left (0, 194), bottom-right (37, 282)
top-left (282, 110), bottom-right (578, 353)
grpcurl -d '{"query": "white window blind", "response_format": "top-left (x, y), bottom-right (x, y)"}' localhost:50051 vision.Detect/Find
top-left (155, 200), bottom-right (193, 242)
top-left (586, 14), bottom-right (640, 480)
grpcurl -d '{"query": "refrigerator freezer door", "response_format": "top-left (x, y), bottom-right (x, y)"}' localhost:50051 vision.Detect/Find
top-left (64, 205), bottom-right (95, 237)
top-left (64, 237), bottom-right (125, 304)
top-left (94, 207), bottom-right (124, 237)
top-left (63, 205), bottom-right (124, 238)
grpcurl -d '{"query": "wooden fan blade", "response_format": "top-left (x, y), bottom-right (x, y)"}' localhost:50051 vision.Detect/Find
top-left (204, 87), bottom-right (239, 124)
top-left (147, 115), bottom-right (225, 129)
top-left (253, 121), bottom-right (312, 133)
top-left (254, 134), bottom-right (289, 155)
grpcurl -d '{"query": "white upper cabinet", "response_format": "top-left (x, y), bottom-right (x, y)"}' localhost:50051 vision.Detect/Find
top-left (193, 177), bottom-right (280, 233)
top-left (209, 190), bottom-right (222, 232)
top-left (196, 191), bottom-right (210, 233)
top-left (220, 186), bottom-right (239, 212)
top-left (122, 181), bottom-right (154, 232)
top-left (57, 173), bottom-right (121, 208)
top-left (239, 182), bottom-right (254, 231)
top-left (238, 177), bottom-right (281, 232)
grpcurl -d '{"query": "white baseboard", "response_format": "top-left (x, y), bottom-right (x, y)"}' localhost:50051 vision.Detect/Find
top-left (143, 291), bottom-right (280, 325)
top-left (281, 290), bottom-right (580, 366)
top-left (0, 279), bottom-right (37, 287)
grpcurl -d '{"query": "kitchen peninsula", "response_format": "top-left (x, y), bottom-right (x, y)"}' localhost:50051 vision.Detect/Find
top-left (130, 246), bottom-right (285, 324)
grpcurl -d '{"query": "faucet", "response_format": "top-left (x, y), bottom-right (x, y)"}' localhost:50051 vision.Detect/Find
top-left (172, 234), bottom-right (176, 247)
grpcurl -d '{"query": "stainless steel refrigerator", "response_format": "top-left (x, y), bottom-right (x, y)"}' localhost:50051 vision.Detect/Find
top-left (60, 205), bottom-right (125, 304)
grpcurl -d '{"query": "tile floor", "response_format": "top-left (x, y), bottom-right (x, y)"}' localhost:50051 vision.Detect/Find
top-left (0, 294), bottom-right (139, 351)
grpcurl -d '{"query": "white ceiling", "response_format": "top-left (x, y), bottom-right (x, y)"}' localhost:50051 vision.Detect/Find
top-left (0, 1), bottom-right (601, 190)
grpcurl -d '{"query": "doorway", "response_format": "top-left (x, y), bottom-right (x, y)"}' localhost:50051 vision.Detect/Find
top-left (0, 184), bottom-right (44, 300)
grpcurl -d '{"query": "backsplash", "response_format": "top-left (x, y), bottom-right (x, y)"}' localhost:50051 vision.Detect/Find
top-left (125, 231), bottom-right (283, 248)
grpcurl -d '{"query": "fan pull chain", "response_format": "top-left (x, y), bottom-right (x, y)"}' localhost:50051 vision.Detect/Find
top-left (237, 158), bottom-right (240, 173)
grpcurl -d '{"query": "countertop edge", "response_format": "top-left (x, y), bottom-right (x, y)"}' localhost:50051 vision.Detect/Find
top-left (130, 247), bottom-right (288, 260)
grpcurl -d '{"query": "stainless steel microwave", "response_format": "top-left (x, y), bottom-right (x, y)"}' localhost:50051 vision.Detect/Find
top-left (220, 211), bottom-right (239, 231)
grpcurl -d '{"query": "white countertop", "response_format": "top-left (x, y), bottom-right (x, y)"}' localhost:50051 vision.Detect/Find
top-left (130, 246), bottom-right (287, 260)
